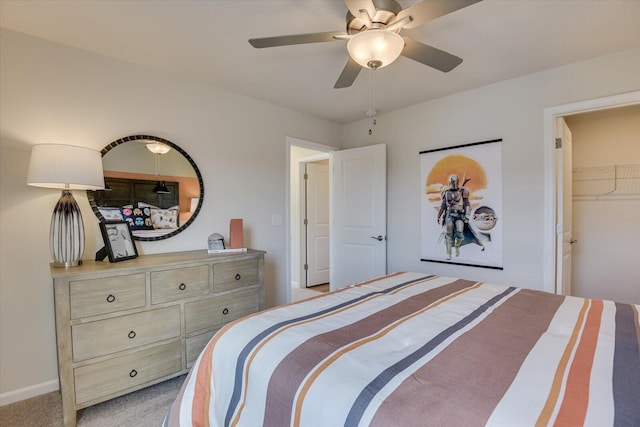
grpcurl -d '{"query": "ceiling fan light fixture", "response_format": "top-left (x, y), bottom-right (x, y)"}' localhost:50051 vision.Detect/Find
top-left (145, 142), bottom-right (171, 155)
top-left (347, 30), bottom-right (404, 70)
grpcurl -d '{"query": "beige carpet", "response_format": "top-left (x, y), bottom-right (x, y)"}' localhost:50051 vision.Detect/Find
top-left (0, 374), bottom-right (185, 427)
top-left (291, 283), bottom-right (329, 302)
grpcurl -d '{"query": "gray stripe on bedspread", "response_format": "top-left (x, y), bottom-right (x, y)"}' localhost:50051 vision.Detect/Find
top-left (369, 289), bottom-right (565, 427)
top-left (224, 275), bottom-right (435, 427)
top-left (344, 286), bottom-right (517, 427)
top-left (262, 278), bottom-right (477, 427)
top-left (613, 303), bottom-right (640, 427)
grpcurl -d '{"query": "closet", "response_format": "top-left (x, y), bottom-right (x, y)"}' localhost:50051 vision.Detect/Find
top-left (566, 105), bottom-right (640, 303)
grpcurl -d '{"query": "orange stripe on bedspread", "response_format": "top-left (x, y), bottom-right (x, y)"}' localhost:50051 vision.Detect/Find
top-left (191, 317), bottom-right (245, 427)
top-left (554, 299), bottom-right (603, 426)
top-left (368, 288), bottom-right (564, 427)
top-left (291, 282), bottom-right (484, 426)
top-left (536, 299), bottom-right (590, 427)
top-left (230, 272), bottom-right (417, 427)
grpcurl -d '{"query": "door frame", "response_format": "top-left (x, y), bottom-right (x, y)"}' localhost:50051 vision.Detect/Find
top-left (286, 137), bottom-right (336, 303)
top-left (542, 90), bottom-right (640, 294)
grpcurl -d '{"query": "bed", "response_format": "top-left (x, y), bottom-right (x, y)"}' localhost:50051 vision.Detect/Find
top-left (164, 272), bottom-right (639, 426)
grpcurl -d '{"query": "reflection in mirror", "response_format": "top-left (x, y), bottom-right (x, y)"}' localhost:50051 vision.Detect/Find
top-left (88, 135), bottom-right (204, 241)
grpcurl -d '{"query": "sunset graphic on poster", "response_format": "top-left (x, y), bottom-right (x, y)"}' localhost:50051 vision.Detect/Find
top-left (425, 154), bottom-right (487, 210)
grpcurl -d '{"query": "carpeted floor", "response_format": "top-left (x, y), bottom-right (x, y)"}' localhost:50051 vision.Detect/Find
top-left (291, 283), bottom-right (329, 302)
top-left (0, 374), bottom-right (185, 427)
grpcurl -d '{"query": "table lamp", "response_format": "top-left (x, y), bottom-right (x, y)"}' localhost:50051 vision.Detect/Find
top-left (27, 144), bottom-right (104, 267)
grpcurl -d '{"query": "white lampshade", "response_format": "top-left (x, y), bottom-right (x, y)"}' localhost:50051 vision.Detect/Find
top-left (27, 144), bottom-right (104, 190)
top-left (347, 30), bottom-right (405, 69)
top-left (27, 144), bottom-right (104, 267)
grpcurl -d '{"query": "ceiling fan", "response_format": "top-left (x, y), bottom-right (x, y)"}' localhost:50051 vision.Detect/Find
top-left (249, 0), bottom-right (481, 88)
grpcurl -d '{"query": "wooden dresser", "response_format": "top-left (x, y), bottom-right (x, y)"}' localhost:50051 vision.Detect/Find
top-left (51, 249), bottom-right (265, 427)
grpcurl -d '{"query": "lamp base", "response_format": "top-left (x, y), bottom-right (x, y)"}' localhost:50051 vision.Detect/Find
top-left (50, 190), bottom-right (85, 267)
top-left (52, 260), bottom-right (83, 268)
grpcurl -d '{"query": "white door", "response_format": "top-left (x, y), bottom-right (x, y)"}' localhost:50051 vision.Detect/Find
top-left (556, 117), bottom-right (574, 295)
top-left (330, 144), bottom-right (387, 290)
top-left (305, 161), bottom-right (330, 287)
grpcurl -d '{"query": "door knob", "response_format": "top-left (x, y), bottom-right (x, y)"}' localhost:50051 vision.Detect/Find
top-left (370, 235), bottom-right (384, 241)
top-left (569, 239), bottom-right (578, 245)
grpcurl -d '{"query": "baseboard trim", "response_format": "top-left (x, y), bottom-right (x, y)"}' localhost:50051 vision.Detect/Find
top-left (0, 379), bottom-right (59, 406)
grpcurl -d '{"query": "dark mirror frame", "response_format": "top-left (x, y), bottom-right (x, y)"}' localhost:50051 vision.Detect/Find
top-left (88, 135), bottom-right (204, 241)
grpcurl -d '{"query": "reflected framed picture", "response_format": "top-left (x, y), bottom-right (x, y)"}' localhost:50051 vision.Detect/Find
top-left (99, 221), bottom-right (138, 262)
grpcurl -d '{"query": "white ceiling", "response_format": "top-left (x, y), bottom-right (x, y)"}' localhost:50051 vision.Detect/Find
top-left (1, 0), bottom-right (639, 124)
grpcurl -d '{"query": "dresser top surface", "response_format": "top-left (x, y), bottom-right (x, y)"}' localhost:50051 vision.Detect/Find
top-left (50, 249), bottom-right (265, 279)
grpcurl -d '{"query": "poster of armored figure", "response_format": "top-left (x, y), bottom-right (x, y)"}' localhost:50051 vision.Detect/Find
top-left (420, 139), bottom-right (503, 269)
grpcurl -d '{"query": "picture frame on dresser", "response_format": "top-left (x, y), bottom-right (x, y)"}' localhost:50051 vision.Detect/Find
top-left (99, 221), bottom-right (138, 262)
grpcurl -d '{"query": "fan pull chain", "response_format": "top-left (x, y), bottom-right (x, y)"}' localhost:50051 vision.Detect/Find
top-left (368, 69), bottom-right (376, 135)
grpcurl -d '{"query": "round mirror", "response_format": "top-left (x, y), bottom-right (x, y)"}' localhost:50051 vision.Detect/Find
top-left (88, 135), bottom-right (204, 241)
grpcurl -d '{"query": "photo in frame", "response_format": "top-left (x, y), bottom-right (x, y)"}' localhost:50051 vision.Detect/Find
top-left (420, 139), bottom-right (503, 269)
top-left (99, 221), bottom-right (138, 262)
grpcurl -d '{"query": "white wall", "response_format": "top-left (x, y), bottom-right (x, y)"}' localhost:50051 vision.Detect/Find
top-left (341, 47), bottom-right (640, 291)
top-left (566, 105), bottom-right (640, 303)
top-left (0, 29), bottom-right (341, 402)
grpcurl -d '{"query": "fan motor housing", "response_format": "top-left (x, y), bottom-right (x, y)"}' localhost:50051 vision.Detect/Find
top-left (346, 0), bottom-right (402, 34)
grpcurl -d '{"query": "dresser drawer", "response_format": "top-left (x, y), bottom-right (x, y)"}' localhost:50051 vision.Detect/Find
top-left (186, 331), bottom-right (217, 368)
top-left (69, 274), bottom-right (146, 319)
top-left (214, 259), bottom-right (258, 292)
top-left (72, 306), bottom-right (181, 362)
top-left (151, 265), bottom-right (210, 304)
top-left (185, 288), bottom-right (259, 333)
top-left (74, 340), bottom-right (182, 405)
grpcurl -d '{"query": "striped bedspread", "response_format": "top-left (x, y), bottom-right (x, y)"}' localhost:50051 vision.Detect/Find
top-left (165, 272), bottom-right (640, 427)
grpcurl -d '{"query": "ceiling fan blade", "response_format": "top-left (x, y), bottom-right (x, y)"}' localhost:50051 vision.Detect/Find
top-left (401, 37), bottom-right (463, 72)
top-left (396, 0), bottom-right (482, 29)
top-left (345, 0), bottom-right (376, 26)
top-left (249, 32), bottom-right (347, 48)
top-left (334, 57), bottom-right (362, 89)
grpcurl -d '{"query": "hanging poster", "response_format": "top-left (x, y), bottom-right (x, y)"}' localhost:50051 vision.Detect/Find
top-left (420, 139), bottom-right (503, 269)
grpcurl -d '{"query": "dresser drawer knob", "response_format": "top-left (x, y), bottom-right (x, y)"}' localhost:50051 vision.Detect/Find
top-left (129, 369), bottom-right (137, 378)
top-left (128, 330), bottom-right (136, 339)
top-left (235, 274), bottom-right (241, 281)
top-left (222, 308), bottom-right (229, 315)
top-left (179, 283), bottom-right (186, 291)
top-left (106, 294), bottom-right (116, 303)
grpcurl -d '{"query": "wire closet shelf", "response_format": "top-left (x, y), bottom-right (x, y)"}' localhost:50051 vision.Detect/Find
top-left (572, 163), bottom-right (640, 199)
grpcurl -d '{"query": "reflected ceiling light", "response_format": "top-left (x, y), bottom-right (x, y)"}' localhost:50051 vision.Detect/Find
top-left (145, 142), bottom-right (171, 155)
top-left (148, 142), bottom-right (171, 194)
top-left (347, 30), bottom-right (404, 70)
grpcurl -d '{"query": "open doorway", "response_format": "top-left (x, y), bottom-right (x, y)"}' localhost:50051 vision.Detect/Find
top-left (302, 159), bottom-right (330, 288)
top-left (285, 140), bottom-right (388, 303)
top-left (286, 138), bottom-right (336, 301)
top-left (562, 106), bottom-right (640, 303)
top-left (543, 91), bottom-right (640, 298)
